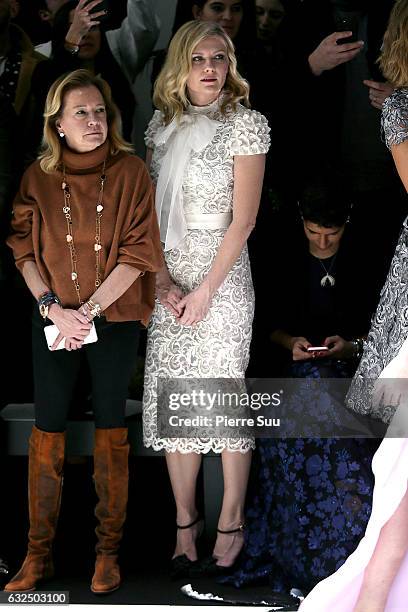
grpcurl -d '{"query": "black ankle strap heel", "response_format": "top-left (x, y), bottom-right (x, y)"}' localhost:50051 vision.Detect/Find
top-left (216, 523), bottom-right (245, 534)
top-left (176, 515), bottom-right (202, 530)
top-left (190, 522), bottom-right (246, 578)
top-left (170, 516), bottom-right (204, 580)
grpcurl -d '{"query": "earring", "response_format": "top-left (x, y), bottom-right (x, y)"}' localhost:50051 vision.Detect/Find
top-left (58, 131), bottom-right (65, 138)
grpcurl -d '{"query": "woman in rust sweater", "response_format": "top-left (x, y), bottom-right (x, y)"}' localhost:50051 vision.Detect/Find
top-left (4, 69), bottom-right (162, 594)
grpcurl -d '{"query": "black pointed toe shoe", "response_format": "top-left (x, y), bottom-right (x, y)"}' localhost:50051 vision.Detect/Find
top-left (189, 523), bottom-right (245, 578)
top-left (170, 516), bottom-right (203, 580)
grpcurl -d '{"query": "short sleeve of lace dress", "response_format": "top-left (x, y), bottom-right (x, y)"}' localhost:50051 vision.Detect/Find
top-left (144, 110), bottom-right (164, 150)
top-left (382, 89), bottom-right (408, 149)
top-left (230, 108), bottom-right (271, 156)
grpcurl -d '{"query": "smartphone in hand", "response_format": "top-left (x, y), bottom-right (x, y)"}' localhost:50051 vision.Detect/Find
top-left (88, 0), bottom-right (109, 23)
top-left (306, 346), bottom-right (329, 352)
top-left (44, 322), bottom-right (98, 351)
top-left (334, 13), bottom-right (359, 45)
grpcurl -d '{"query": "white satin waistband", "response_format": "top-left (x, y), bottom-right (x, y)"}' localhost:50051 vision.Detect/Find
top-left (185, 212), bottom-right (232, 230)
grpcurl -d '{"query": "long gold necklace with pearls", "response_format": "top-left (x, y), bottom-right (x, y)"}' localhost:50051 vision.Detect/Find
top-left (61, 160), bottom-right (106, 305)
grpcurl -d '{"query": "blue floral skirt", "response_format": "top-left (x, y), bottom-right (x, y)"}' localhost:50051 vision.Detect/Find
top-left (222, 360), bottom-right (379, 595)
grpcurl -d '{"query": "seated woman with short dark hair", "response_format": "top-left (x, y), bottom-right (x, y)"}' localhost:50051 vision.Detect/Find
top-left (221, 179), bottom-right (382, 599)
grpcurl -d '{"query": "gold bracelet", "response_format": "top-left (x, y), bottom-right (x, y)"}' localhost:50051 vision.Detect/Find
top-left (85, 299), bottom-right (102, 318)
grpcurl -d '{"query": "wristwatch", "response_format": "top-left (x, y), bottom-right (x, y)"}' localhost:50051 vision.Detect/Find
top-left (38, 292), bottom-right (61, 320)
top-left (64, 39), bottom-right (80, 55)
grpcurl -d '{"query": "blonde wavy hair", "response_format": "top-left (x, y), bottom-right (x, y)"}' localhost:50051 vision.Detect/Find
top-left (153, 20), bottom-right (250, 124)
top-left (379, 0), bottom-right (408, 88)
top-left (39, 69), bottom-right (133, 174)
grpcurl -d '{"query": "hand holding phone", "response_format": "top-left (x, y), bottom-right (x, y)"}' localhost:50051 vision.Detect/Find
top-left (44, 322), bottom-right (98, 351)
top-left (306, 346), bottom-right (329, 353)
top-left (89, 0), bottom-right (109, 23)
top-left (334, 13), bottom-right (359, 45)
top-left (308, 30), bottom-right (364, 76)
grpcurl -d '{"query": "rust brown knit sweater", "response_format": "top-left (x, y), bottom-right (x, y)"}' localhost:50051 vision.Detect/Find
top-left (7, 141), bottom-right (163, 325)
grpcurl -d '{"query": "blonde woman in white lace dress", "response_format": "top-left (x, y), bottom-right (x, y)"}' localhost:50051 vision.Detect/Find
top-left (142, 20), bottom-right (270, 575)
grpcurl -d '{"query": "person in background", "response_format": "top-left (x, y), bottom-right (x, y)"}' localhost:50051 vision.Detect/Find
top-left (3, 69), bottom-right (162, 594)
top-left (222, 178), bottom-right (380, 599)
top-left (270, 0), bottom-right (404, 266)
top-left (0, 0), bottom-right (46, 159)
top-left (35, 0), bottom-right (71, 56)
top-left (39, 0), bottom-right (70, 21)
top-left (32, 0), bottom-right (159, 144)
top-left (255, 0), bottom-right (284, 47)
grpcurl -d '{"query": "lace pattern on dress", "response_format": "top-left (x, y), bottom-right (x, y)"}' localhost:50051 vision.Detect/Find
top-left (142, 103), bottom-right (270, 453)
top-left (347, 219), bottom-right (408, 423)
top-left (382, 88), bottom-right (408, 149)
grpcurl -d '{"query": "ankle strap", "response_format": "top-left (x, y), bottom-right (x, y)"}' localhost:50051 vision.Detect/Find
top-left (217, 522), bottom-right (245, 534)
top-left (176, 516), bottom-right (202, 530)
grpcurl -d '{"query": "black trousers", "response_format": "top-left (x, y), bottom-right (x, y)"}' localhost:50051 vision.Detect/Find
top-left (32, 309), bottom-right (140, 433)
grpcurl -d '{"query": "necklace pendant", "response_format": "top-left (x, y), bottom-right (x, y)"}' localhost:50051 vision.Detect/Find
top-left (321, 274), bottom-right (335, 287)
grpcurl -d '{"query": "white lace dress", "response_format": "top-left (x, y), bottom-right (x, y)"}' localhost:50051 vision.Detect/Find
top-left (142, 100), bottom-right (270, 454)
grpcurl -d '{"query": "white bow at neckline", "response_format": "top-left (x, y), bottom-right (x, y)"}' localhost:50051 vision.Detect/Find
top-left (153, 110), bottom-right (222, 251)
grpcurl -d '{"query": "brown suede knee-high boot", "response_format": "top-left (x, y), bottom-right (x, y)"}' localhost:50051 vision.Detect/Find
top-left (5, 426), bottom-right (65, 592)
top-left (91, 427), bottom-right (129, 594)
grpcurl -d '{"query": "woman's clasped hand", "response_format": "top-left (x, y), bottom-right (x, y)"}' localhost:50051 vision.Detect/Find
top-left (47, 303), bottom-right (92, 351)
top-left (157, 281), bottom-right (213, 326)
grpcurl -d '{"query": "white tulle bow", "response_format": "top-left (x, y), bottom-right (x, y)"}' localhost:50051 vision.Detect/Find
top-left (153, 112), bottom-right (221, 251)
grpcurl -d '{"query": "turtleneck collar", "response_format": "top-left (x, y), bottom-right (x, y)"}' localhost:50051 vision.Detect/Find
top-left (187, 95), bottom-right (221, 115)
top-left (61, 140), bottom-right (110, 172)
